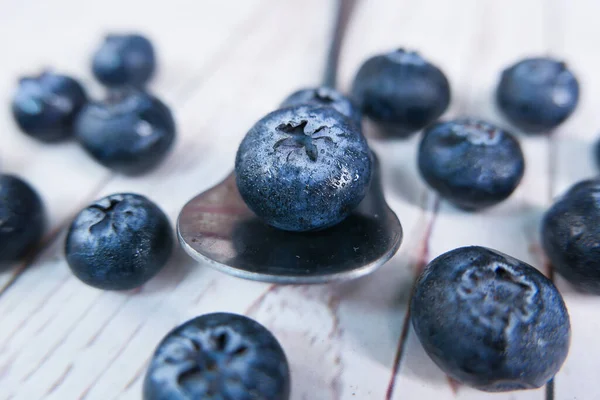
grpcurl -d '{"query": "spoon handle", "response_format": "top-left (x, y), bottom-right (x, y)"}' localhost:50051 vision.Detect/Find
top-left (322, 0), bottom-right (359, 89)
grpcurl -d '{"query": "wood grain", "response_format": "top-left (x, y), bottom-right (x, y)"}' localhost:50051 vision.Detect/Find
top-left (0, 0), bottom-right (597, 399)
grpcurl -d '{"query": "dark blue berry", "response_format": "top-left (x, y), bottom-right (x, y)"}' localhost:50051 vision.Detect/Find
top-left (92, 34), bottom-right (156, 88)
top-left (411, 246), bottom-right (570, 392)
top-left (496, 57), bottom-right (579, 133)
top-left (542, 179), bottom-right (600, 294)
top-left (0, 175), bottom-right (45, 264)
top-left (235, 105), bottom-right (371, 232)
top-left (74, 90), bottom-right (176, 175)
top-left (280, 87), bottom-right (362, 128)
top-left (143, 312), bottom-right (290, 400)
top-left (11, 71), bottom-right (88, 142)
top-left (65, 193), bottom-right (173, 290)
top-left (418, 118), bottom-right (525, 210)
top-left (351, 48), bottom-right (450, 138)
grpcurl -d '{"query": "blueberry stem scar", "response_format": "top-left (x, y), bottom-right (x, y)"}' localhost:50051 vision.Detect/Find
top-left (273, 120), bottom-right (331, 162)
top-left (322, 0), bottom-right (358, 88)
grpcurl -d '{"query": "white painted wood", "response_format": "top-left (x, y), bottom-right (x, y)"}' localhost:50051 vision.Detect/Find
top-left (0, 0), bottom-right (596, 399)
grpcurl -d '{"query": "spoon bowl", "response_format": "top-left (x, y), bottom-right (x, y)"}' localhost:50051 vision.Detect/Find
top-left (177, 152), bottom-right (402, 284)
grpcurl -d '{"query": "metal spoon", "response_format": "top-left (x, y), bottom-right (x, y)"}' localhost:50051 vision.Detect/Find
top-left (177, 0), bottom-right (403, 283)
top-left (177, 152), bottom-right (402, 284)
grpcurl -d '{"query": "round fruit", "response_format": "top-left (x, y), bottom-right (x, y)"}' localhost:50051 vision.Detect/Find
top-left (411, 246), bottom-right (570, 392)
top-left (143, 312), bottom-right (290, 400)
top-left (235, 105), bottom-right (371, 232)
top-left (65, 193), bottom-right (173, 290)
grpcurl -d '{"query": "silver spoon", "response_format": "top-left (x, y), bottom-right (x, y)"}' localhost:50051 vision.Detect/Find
top-left (177, 0), bottom-right (403, 284)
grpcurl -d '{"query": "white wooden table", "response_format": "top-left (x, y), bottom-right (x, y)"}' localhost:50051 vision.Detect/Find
top-left (0, 0), bottom-right (598, 399)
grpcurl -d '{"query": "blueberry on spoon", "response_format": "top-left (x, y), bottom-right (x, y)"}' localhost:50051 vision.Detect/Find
top-left (92, 33), bottom-right (156, 88)
top-left (12, 71), bottom-right (88, 142)
top-left (351, 48), bottom-right (451, 138)
top-left (235, 105), bottom-right (371, 232)
top-left (143, 312), bottom-right (290, 400)
top-left (74, 90), bottom-right (176, 175)
top-left (0, 174), bottom-right (45, 264)
top-left (65, 193), bottom-right (173, 290)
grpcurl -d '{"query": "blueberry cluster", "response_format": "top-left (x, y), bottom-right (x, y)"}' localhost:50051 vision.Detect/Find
top-left (12, 33), bottom-right (175, 176)
top-left (3, 34), bottom-right (176, 290)
top-left (0, 22), bottom-right (593, 399)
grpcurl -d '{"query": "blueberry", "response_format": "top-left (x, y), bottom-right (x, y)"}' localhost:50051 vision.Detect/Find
top-left (235, 105), bottom-right (371, 232)
top-left (143, 312), bottom-right (290, 400)
top-left (11, 71), bottom-right (88, 142)
top-left (0, 175), bottom-right (45, 264)
top-left (411, 246), bottom-right (570, 392)
top-left (351, 48), bottom-right (451, 138)
top-left (541, 179), bottom-right (600, 294)
top-left (496, 57), bottom-right (579, 133)
top-left (280, 87), bottom-right (362, 128)
top-left (92, 34), bottom-right (156, 88)
top-left (74, 90), bottom-right (176, 175)
top-left (65, 193), bottom-right (173, 290)
top-left (418, 118), bottom-right (525, 210)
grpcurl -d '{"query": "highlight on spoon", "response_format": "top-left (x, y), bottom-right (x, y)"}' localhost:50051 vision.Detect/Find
top-left (177, 153), bottom-right (403, 284)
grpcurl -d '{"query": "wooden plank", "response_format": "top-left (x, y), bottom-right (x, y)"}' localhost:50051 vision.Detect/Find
top-left (390, 0), bottom-right (552, 399)
top-left (549, 1), bottom-right (600, 399)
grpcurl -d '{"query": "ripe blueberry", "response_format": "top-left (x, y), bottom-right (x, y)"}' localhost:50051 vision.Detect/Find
top-left (74, 90), bottom-right (176, 175)
top-left (411, 246), bottom-right (570, 392)
top-left (280, 87), bottom-right (362, 128)
top-left (542, 179), bottom-right (600, 294)
top-left (418, 118), bottom-right (525, 210)
top-left (92, 34), bottom-right (156, 88)
top-left (235, 105), bottom-right (371, 232)
top-left (143, 312), bottom-right (290, 400)
top-left (0, 175), bottom-right (45, 264)
top-left (496, 57), bottom-right (579, 133)
top-left (65, 193), bottom-right (173, 290)
top-left (351, 48), bottom-right (451, 138)
top-left (12, 71), bottom-right (88, 142)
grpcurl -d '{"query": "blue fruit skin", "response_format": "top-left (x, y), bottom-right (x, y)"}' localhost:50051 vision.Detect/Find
top-left (542, 179), bottom-right (600, 294)
top-left (74, 90), bottom-right (176, 175)
top-left (143, 312), bottom-right (290, 400)
top-left (12, 71), bottom-right (88, 142)
top-left (0, 175), bottom-right (45, 265)
top-left (496, 57), bottom-right (579, 133)
top-left (92, 34), bottom-right (156, 88)
top-left (65, 193), bottom-right (173, 290)
top-left (418, 118), bottom-right (525, 210)
top-left (411, 246), bottom-right (570, 392)
top-left (351, 48), bottom-right (451, 138)
top-left (235, 105), bottom-right (372, 232)
top-left (280, 87), bottom-right (362, 128)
